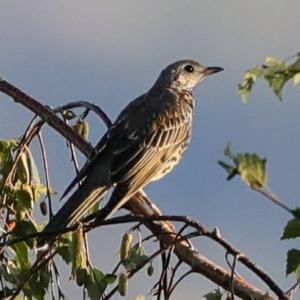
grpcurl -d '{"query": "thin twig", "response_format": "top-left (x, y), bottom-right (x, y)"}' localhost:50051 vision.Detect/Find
top-left (167, 269), bottom-right (193, 297)
top-left (49, 263), bottom-right (56, 300)
top-left (37, 132), bottom-right (54, 218)
top-left (64, 117), bottom-right (82, 188)
top-left (52, 261), bottom-right (66, 300)
top-left (0, 79), bottom-right (94, 156)
top-left (167, 260), bottom-right (182, 296)
top-left (230, 253), bottom-right (239, 300)
top-left (54, 100), bottom-right (112, 129)
top-left (256, 186), bottom-right (293, 215)
top-left (162, 224), bottom-right (188, 299)
top-left (157, 250), bottom-right (167, 300)
top-left (286, 281), bottom-right (299, 299)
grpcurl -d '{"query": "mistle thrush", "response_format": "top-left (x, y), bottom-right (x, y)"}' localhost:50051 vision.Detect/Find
top-left (42, 59), bottom-right (223, 235)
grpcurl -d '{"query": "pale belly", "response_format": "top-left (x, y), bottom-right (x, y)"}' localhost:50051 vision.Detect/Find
top-left (150, 138), bottom-right (190, 182)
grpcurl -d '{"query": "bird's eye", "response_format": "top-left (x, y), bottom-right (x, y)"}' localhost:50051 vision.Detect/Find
top-left (184, 65), bottom-right (194, 73)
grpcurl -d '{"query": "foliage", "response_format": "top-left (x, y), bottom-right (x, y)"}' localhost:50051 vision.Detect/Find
top-left (282, 217), bottom-right (300, 279)
top-left (203, 289), bottom-right (223, 300)
top-left (0, 136), bottom-right (151, 299)
top-left (218, 144), bottom-right (267, 189)
top-left (239, 53), bottom-right (300, 101)
top-left (0, 139), bottom-right (52, 298)
top-left (219, 143), bottom-right (300, 281)
top-left (220, 53), bottom-right (300, 285)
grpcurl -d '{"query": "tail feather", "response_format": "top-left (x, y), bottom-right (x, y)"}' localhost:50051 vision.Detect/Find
top-left (52, 185), bottom-right (107, 230)
top-left (38, 181), bottom-right (108, 247)
top-left (93, 186), bottom-right (135, 221)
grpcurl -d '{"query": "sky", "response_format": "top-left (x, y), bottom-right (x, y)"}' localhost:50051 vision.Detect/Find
top-left (0, 1), bottom-right (300, 299)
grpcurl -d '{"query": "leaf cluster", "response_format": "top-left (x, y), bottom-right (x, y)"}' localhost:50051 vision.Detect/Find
top-left (282, 210), bottom-right (300, 280)
top-left (0, 139), bottom-right (52, 298)
top-left (218, 144), bottom-right (267, 189)
top-left (239, 54), bottom-right (300, 101)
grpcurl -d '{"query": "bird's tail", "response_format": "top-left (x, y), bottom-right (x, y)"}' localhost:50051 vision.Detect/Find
top-left (38, 180), bottom-right (108, 247)
top-left (91, 185), bottom-right (135, 221)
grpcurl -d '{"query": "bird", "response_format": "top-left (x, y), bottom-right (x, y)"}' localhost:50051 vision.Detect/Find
top-left (41, 59), bottom-right (223, 240)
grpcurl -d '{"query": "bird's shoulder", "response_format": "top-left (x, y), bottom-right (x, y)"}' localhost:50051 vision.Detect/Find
top-left (114, 87), bottom-right (193, 137)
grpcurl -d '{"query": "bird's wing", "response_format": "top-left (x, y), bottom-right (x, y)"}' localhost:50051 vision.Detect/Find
top-left (110, 89), bottom-right (192, 193)
top-left (60, 95), bottom-right (147, 199)
top-left (60, 131), bottom-right (111, 199)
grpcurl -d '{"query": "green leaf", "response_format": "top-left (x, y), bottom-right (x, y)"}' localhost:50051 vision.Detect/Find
top-left (218, 160), bottom-right (238, 180)
top-left (265, 56), bottom-right (284, 66)
top-left (291, 208), bottom-right (300, 219)
top-left (32, 183), bottom-right (51, 202)
top-left (11, 220), bottom-right (37, 248)
top-left (238, 66), bottom-right (266, 102)
top-left (236, 153), bottom-right (267, 189)
top-left (219, 146), bottom-right (267, 189)
top-left (16, 152), bottom-right (30, 183)
top-left (238, 73), bottom-right (255, 102)
top-left (219, 144), bottom-right (239, 180)
top-left (24, 265), bottom-right (50, 300)
top-left (59, 231), bottom-right (73, 244)
top-left (0, 140), bottom-right (10, 152)
top-left (57, 245), bottom-right (73, 264)
top-left (286, 249), bottom-right (300, 279)
top-left (282, 219), bottom-right (300, 239)
top-left (57, 232), bottom-right (73, 264)
top-left (85, 270), bottom-right (116, 299)
top-left (266, 73), bottom-right (290, 101)
top-left (203, 289), bottom-right (223, 300)
top-left (288, 56), bottom-right (300, 72)
top-left (293, 73), bottom-right (300, 85)
top-left (135, 296), bottom-right (146, 300)
top-left (238, 54), bottom-right (300, 101)
top-left (15, 188), bottom-right (33, 211)
top-left (11, 241), bottom-right (30, 269)
top-left (0, 139), bottom-right (18, 152)
top-left (0, 144), bottom-right (14, 178)
top-left (103, 274), bottom-right (117, 285)
top-left (86, 268), bottom-right (106, 300)
top-left (123, 244), bottom-right (148, 272)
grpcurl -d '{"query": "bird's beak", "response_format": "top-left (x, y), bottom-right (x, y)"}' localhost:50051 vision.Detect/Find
top-left (204, 66), bottom-right (224, 76)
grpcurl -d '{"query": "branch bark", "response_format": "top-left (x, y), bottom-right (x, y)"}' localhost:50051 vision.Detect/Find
top-left (0, 78), bottom-right (288, 300)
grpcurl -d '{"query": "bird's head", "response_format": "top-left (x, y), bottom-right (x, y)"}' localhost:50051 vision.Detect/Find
top-left (154, 59), bottom-right (223, 91)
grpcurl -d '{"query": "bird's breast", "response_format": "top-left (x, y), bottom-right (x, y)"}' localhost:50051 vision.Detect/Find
top-left (150, 127), bottom-right (192, 182)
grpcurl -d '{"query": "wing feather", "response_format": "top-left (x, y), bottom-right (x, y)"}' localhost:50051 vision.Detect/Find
top-left (109, 88), bottom-right (192, 198)
top-left (111, 113), bottom-right (191, 192)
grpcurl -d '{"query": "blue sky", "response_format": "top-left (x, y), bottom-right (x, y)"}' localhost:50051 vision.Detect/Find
top-left (1, 1), bottom-right (300, 299)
